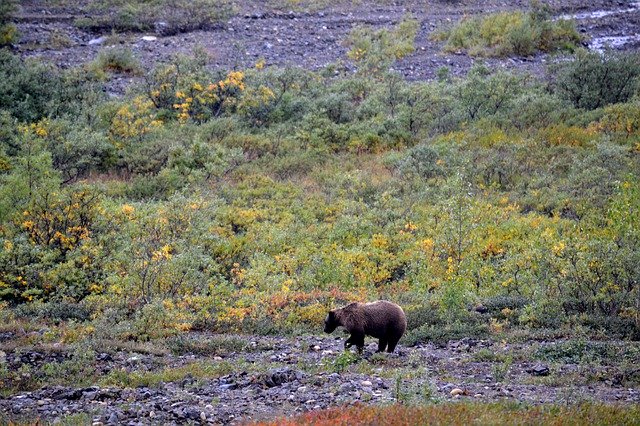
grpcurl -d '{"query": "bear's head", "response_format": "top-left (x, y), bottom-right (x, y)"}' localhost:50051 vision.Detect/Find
top-left (324, 310), bottom-right (338, 333)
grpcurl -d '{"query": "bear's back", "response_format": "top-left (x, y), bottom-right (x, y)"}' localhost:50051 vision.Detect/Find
top-left (361, 300), bottom-right (406, 338)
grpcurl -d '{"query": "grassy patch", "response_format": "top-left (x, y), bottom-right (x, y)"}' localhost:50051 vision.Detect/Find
top-left (404, 322), bottom-right (490, 347)
top-left (330, 350), bottom-right (361, 373)
top-left (98, 359), bottom-right (236, 388)
top-left (254, 402), bottom-right (640, 425)
top-left (87, 47), bottom-right (142, 77)
top-left (522, 370), bottom-right (587, 387)
top-left (166, 333), bottom-right (250, 355)
top-left (74, 0), bottom-right (234, 34)
top-left (0, 412), bottom-right (94, 426)
top-left (89, 339), bottom-right (170, 356)
top-left (393, 372), bottom-right (439, 405)
top-left (0, 347), bottom-right (97, 396)
top-left (533, 340), bottom-right (640, 365)
top-left (472, 347), bottom-right (511, 363)
top-left (436, 5), bottom-right (581, 57)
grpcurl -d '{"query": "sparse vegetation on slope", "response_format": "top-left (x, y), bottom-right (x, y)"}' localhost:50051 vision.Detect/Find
top-left (1, 29), bottom-right (639, 338)
top-left (436, 2), bottom-right (582, 57)
top-left (73, 0), bottom-right (235, 34)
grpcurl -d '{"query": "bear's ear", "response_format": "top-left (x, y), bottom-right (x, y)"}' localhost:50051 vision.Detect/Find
top-left (327, 311), bottom-right (335, 320)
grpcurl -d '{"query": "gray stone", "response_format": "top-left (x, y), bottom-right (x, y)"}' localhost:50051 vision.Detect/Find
top-left (107, 412), bottom-right (119, 424)
top-left (527, 364), bottom-right (550, 376)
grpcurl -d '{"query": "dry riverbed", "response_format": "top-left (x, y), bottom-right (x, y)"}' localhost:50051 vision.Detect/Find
top-left (12, 0), bottom-right (640, 88)
top-left (1, 332), bottom-right (639, 424)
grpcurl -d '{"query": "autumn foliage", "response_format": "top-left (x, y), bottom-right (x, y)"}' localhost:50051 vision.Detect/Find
top-left (254, 403), bottom-right (640, 426)
top-left (0, 20), bottom-right (640, 340)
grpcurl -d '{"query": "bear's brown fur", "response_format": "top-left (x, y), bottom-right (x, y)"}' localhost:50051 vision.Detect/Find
top-left (324, 300), bottom-right (406, 353)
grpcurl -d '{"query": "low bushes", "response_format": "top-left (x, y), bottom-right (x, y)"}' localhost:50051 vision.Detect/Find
top-left (437, 5), bottom-right (581, 57)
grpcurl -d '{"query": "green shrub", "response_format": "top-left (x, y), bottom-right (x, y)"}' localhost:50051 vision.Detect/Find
top-left (0, 51), bottom-right (101, 122)
top-left (90, 48), bottom-right (142, 76)
top-left (14, 301), bottom-right (93, 323)
top-left (507, 92), bottom-right (571, 131)
top-left (346, 16), bottom-right (419, 76)
top-left (440, 4), bottom-right (581, 57)
top-left (41, 120), bottom-right (114, 182)
top-left (395, 144), bottom-right (443, 179)
top-left (453, 65), bottom-right (526, 121)
top-left (75, 0), bottom-right (234, 34)
top-left (482, 295), bottom-right (529, 314)
top-left (332, 350), bottom-right (361, 372)
top-left (550, 50), bottom-right (640, 110)
top-left (0, 0), bottom-right (18, 47)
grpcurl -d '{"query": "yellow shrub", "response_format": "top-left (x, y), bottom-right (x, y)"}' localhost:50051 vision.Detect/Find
top-left (592, 103), bottom-right (640, 143)
top-left (110, 96), bottom-right (162, 145)
top-left (539, 124), bottom-right (596, 147)
top-left (296, 302), bottom-right (327, 325)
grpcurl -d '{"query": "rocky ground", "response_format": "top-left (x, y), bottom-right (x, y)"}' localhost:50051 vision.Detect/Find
top-left (1, 332), bottom-right (639, 424)
top-left (12, 0), bottom-right (640, 88)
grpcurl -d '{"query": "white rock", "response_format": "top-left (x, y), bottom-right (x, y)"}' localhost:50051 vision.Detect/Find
top-left (450, 388), bottom-right (465, 396)
top-left (88, 37), bottom-right (107, 46)
top-left (142, 36), bottom-right (157, 41)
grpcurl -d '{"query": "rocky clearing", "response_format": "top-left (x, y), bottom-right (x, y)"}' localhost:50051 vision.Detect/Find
top-left (13, 0), bottom-right (640, 89)
top-left (1, 332), bottom-right (639, 424)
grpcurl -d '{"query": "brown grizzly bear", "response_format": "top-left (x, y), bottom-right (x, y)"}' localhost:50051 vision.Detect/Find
top-left (324, 300), bottom-right (406, 353)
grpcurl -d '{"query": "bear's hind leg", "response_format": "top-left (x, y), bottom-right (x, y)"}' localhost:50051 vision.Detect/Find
top-left (386, 337), bottom-right (399, 353)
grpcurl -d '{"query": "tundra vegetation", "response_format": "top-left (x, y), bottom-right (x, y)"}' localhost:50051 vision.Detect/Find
top-left (435, 2), bottom-right (583, 57)
top-left (0, 5), bottom-right (639, 423)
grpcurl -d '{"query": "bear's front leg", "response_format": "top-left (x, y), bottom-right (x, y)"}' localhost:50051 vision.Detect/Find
top-left (348, 332), bottom-right (365, 354)
top-left (344, 336), bottom-right (353, 349)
